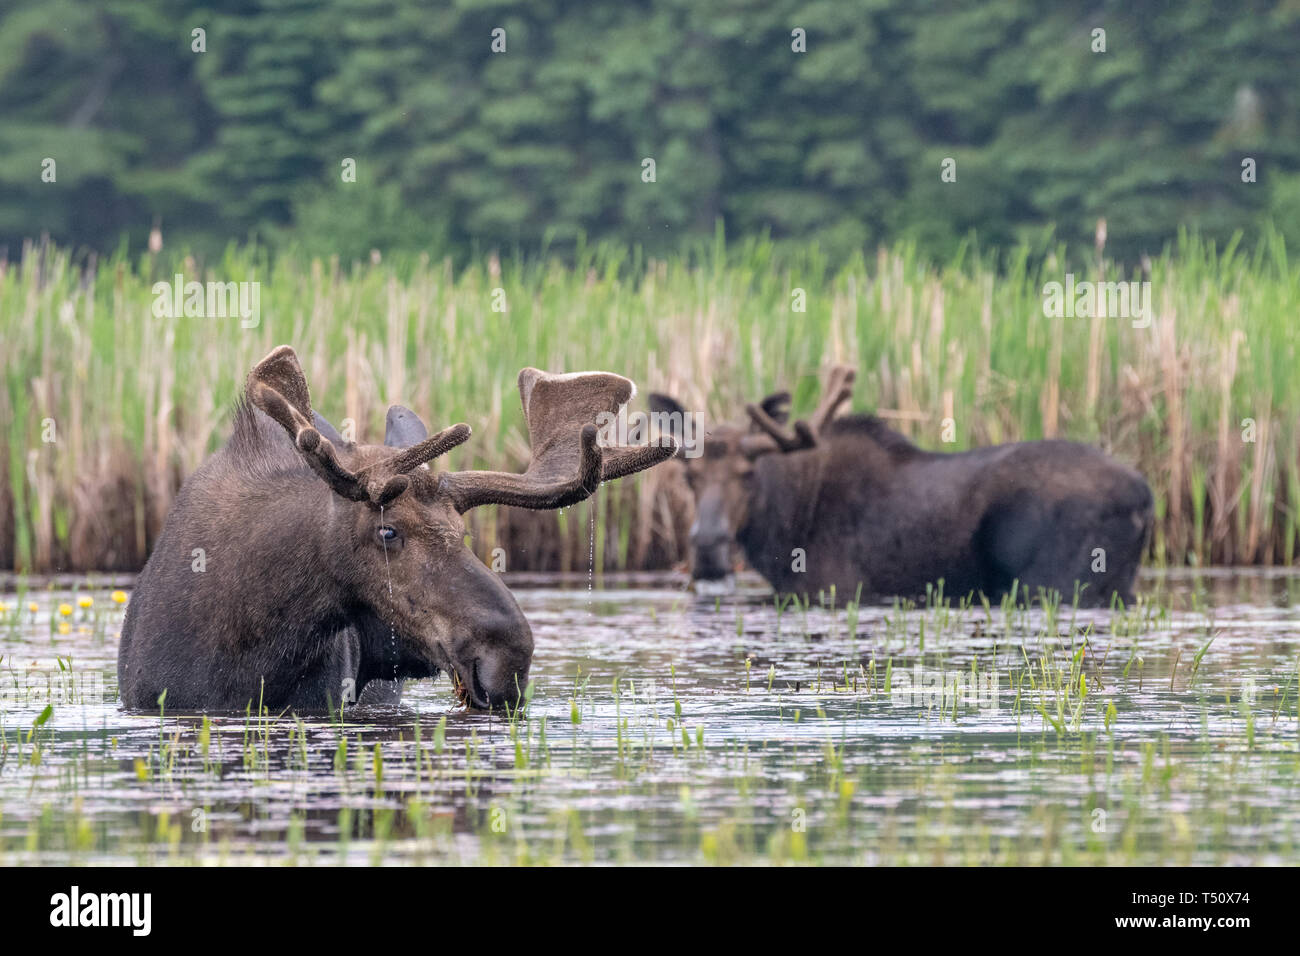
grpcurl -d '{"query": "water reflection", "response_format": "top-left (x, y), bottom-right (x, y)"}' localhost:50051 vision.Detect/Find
top-left (0, 568), bottom-right (1296, 864)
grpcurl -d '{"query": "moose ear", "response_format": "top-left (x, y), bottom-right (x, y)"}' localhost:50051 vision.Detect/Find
top-left (385, 405), bottom-right (429, 448)
top-left (312, 411), bottom-right (347, 446)
top-left (649, 392), bottom-right (687, 448)
top-left (649, 392), bottom-right (685, 417)
top-left (757, 391), bottom-right (791, 427)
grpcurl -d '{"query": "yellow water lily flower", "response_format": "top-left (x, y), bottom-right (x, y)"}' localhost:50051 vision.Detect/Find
top-left (58, 603), bottom-right (73, 617)
top-left (77, 595), bottom-right (94, 609)
top-left (57, 621), bottom-right (71, 635)
top-left (111, 590), bottom-right (128, 605)
top-left (27, 602), bottom-right (38, 613)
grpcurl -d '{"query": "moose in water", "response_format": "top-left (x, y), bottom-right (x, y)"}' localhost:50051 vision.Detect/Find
top-left (118, 345), bottom-right (675, 712)
top-left (651, 365), bottom-right (1153, 607)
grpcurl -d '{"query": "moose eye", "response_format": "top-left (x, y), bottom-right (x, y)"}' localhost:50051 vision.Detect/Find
top-left (377, 526), bottom-right (399, 544)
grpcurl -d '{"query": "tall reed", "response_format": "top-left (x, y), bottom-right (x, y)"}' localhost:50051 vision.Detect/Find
top-left (1, 228), bottom-right (1296, 572)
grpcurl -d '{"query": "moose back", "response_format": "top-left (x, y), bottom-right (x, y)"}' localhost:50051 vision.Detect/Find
top-left (653, 366), bottom-right (1153, 607)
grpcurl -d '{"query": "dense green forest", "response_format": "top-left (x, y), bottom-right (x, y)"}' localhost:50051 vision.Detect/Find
top-left (2, 0), bottom-right (1298, 264)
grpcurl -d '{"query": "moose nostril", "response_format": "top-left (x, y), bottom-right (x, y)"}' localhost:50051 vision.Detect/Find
top-left (473, 653), bottom-right (529, 708)
top-left (470, 658), bottom-right (491, 707)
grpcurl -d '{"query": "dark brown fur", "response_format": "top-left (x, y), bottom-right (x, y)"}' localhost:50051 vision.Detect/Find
top-left (118, 346), bottom-right (674, 712)
top-left (652, 391), bottom-right (1153, 607)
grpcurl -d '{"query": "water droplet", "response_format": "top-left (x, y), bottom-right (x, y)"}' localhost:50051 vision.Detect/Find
top-left (588, 503), bottom-right (596, 617)
top-left (380, 504), bottom-right (397, 682)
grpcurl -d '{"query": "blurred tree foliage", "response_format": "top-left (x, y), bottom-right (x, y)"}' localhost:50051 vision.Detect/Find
top-left (1, 0), bottom-right (1297, 264)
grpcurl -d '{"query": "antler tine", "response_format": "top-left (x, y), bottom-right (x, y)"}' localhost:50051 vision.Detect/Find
top-left (740, 420), bottom-right (815, 460)
top-left (745, 402), bottom-right (814, 453)
top-left (440, 424), bottom-right (603, 512)
top-left (743, 364), bottom-right (854, 457)
top-left (438, 367), bottom-right (676, 514)
top-left (809, 364), bottom-right (856, 433)
top-left (600, 441), bottom-right (679, 480)
top-left (383, 423), bottom-right (473, 475)
top-left (250, 380), bottom-right (370, 502)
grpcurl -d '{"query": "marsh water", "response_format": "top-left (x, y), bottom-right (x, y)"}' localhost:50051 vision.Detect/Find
top-left (1, 569), bottom-right (1296, 865)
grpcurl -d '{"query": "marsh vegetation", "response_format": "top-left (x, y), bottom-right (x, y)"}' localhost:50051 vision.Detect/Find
top-left (2, 571), bottom-right (1296, 865)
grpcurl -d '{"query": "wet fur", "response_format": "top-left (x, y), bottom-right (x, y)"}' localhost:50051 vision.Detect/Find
top-left (117, 401), bottom-right (426, 710)
top-left (119, 350), bottom-right (673, 713)
top-left (736, 415), bottom-right (1153, 606)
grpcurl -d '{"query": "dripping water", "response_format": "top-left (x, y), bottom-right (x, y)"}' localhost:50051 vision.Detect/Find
top-left (588, 499), bottom-right (596, 616)
top-left (380, 503), bottom-right (397, 682)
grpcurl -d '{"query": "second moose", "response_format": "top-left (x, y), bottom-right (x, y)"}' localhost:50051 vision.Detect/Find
top-left (652, 366), bottom-right (1152, 607)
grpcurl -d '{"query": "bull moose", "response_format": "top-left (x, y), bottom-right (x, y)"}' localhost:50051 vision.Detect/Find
top-left (117, 345), bottom-right (675, 712)
top-left (651, 366), bottom-right (1153, 607)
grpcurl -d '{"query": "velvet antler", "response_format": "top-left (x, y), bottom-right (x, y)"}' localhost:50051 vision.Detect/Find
top-left (808, 364), bottom-right (856, 433)
top-left (741, 364), bottom-right (856, 458)
top-left (439, 367), bottom-right (677, 512)
top-left (248, 346), bottom-right (470, 506)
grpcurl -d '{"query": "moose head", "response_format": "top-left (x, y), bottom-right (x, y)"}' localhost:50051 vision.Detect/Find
top-left (650, 366), bottom-right (855, 582)
top-left (243, 346), bottom-right (675, 709)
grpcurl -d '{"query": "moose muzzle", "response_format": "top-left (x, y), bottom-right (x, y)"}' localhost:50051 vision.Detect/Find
top-left (443, 559), bottom-right (536, 711)
top-left (690, 486), bottom-right (735, 581)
